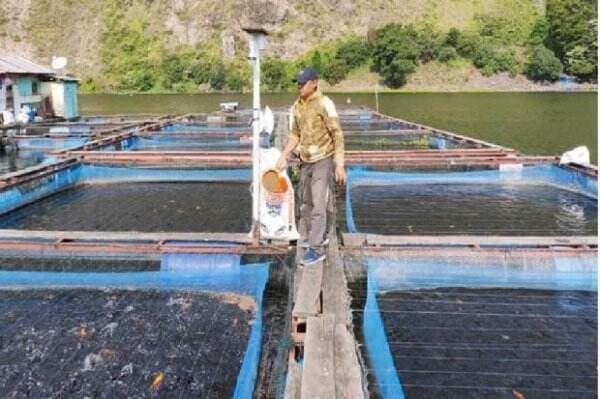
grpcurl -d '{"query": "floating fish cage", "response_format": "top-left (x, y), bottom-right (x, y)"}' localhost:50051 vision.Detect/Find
top-left (0, 110), bottom-right (292, 395)
top-left (0, 111), bottom-right (253, 173)
top-left (335, 110), bottom-right (598, 399)
top-left (0, 253), bottom-right (278, 398)
top-left (0, 165), bottom-right (252, 233)
top-left (345, 165), bottom-right (597, 236)
top-left (345, 250), bottom-right (597, 398)
top-left (0, 151), bottom-right (47, 174)
top-left (339, 111), bottom-right (485, 151)
top-left (0, 106), bottom-right (596, 398)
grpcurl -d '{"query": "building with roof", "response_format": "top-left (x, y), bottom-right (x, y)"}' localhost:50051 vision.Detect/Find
top-left (0, 55), bottom-right (79, 122)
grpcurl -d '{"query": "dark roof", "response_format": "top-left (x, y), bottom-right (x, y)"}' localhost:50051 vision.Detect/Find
top-left (242, 27), bottom-right (269, 35)
top-left (0, 55), bottom-right (55, 75)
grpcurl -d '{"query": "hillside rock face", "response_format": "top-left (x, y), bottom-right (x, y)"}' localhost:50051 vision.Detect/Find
top-left (0, 0), bottom-right (546, 78)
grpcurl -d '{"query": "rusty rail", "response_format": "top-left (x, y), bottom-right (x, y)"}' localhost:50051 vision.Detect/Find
top-left (0, 229), bottom-right (289, 255)
top-left (66, 149), bottom-right (556, 168)
top-left (366, 108), bottom-right (514, 150)
top-left (0, 239), bottom-right (289, 255)
top-left (51, 116), bottom-right (180, 155)
top-left (0, 158), bottom-right (80, 189)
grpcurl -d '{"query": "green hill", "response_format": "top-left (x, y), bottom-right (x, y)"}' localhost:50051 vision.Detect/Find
top-left (0, 0), bottom-right (595, 92)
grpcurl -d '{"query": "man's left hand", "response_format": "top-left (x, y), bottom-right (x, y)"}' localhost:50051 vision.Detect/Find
top-left (335, 165), bottom-right (346, 185)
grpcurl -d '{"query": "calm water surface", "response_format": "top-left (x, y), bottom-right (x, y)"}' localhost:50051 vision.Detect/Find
top-left (80, 92), bottom-right (598, 163)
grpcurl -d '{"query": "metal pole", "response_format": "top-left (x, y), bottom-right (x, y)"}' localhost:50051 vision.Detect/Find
top-left (375, 84), bottom-right (380, 113)
top-left (243, 27), bottom-right (268, 243)
top-left (251, 43), bottom-right (261, 239)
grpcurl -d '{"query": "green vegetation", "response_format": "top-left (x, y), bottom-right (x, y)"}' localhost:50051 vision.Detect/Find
top-left (363, 0), bottom-right (596, 88)
top-left (546, 0), bottom-right (597, 79)
top-left (371, 24), bottom-right (420, 87)
top-left (525, 45), bottom-right (563, 81)
top-left (25, 0), bottom-right (101, 70)
top-left (73, 0), bottom-right (596, 92)
top-left (100, 0), bottom-right (164, 91)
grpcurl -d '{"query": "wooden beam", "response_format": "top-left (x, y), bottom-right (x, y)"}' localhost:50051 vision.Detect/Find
top-left (561, 162), bottom-right (598, 177)
top-left (0, 239), bottom-right (288, 255)
top-left (53, 116), bottom-right (181, 155)
top-left (63, 150), bottom-right (556, 169)
top-left (342, 246), bottom-right (598, 258)
top-left (301, 315), bottom-right (336, 399)
top-left (0, 158), bottom-right (80, 188)
top-left (138, 131), bottom-right (252, 138)
top-left (345, 148), bottom-right (515, 156)
top-left (0, 229), bottom-right (253, 243)
top-left (344, 128), bottom-right (429, 136)
top-left (342, 233), bottom-right (598, 248)
top-left (367, 108), bottom-right (512, 150)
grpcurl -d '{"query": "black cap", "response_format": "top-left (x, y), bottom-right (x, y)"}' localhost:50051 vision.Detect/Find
top-left (294, 67), bottom-right (319, 85)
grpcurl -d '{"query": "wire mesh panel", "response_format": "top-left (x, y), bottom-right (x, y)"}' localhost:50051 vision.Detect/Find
top-left (0, 182), bottom-right (251, 232)
top-left (131, 135), bottom-right (253, 151)
top-left (161, 123), bottom-right (251, 133)
top-left (0, 152), bottom-right (46, 174)
top-left (14, 137), bottom-right (89, 150)
top-left (341, 120), bottom-right (415, 131)
top-left (346, 251), bottom-right (598, 399)
top-left (0, 165), bottom-right (252, 232)
top-left (344, 133), bottom-right (476, 150)
top-left (346, 165), bottom-right (598, 236)
top-left (0, 255), bottom-right (270, 399)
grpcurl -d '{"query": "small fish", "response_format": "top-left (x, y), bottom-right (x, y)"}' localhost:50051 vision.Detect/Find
top-left (98, 348), bottom-right (116, 358)
top-left (78, 327), bottom-right (88, 338)
top-left (512, 389), bottom-right (526, 399)
top-left (150, 371), bottom-right (165, 391)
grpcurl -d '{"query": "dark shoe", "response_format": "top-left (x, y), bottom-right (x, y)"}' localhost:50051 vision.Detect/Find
top-left (301, 248), bottom-right (325, 265)
top-left (300, 237), bottom-right (330, 248)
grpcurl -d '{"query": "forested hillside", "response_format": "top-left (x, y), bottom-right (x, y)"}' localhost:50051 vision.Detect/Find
top-left (0, 0), bottom-right (595, 92)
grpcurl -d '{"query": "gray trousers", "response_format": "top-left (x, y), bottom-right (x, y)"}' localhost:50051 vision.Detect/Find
top-left (300, 156), bottom-right (334, 248)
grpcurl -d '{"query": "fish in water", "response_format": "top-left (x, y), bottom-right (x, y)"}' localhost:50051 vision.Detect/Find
top-left (151, 371), bottom-right (165, 391)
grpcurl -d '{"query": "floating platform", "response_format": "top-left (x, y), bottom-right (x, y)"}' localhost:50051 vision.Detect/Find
top-left (0, 106), bottom-right (596, 398)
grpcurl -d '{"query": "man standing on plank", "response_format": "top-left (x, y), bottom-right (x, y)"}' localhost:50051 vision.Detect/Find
top-left (276, 67), bottom-right (346, 265)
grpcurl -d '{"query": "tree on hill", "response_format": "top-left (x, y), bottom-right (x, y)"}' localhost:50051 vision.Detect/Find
top-left (546, 0), bottom-right (597, 80)
top-left (371, 24), bottom-right (420, 88)
top-left (525, 45), bottom-right (564, 81)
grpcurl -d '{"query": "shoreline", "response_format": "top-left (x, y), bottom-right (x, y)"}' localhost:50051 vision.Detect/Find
top-left (79, 88), bottom-right (598, 95)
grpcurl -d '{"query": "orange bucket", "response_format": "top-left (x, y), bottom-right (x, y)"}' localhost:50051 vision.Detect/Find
top-left (262, 169), bottom-right (289, 193)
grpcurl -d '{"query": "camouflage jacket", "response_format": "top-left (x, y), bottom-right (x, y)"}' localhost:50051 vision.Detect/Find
top-left (288, 89), bottom-right (345, 165)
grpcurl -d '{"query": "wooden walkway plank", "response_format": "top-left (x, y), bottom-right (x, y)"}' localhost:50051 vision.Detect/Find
top-left (323, 237), bottom-right (351, 324)
top-left (301, 315), bottom-right (336, 399)
top-left (292, 261), bottom-right (324, 318)
top-left (334, 324), bottom-right (365, 399)
top-left (284, 360), bottom-right (302, 399)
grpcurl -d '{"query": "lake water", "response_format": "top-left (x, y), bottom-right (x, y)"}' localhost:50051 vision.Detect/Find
top-left (79, 92), bottom-right (598, 163)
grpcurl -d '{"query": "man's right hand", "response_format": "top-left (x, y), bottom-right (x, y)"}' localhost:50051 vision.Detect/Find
top-left (276, 155), bottom-right (288, 171)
